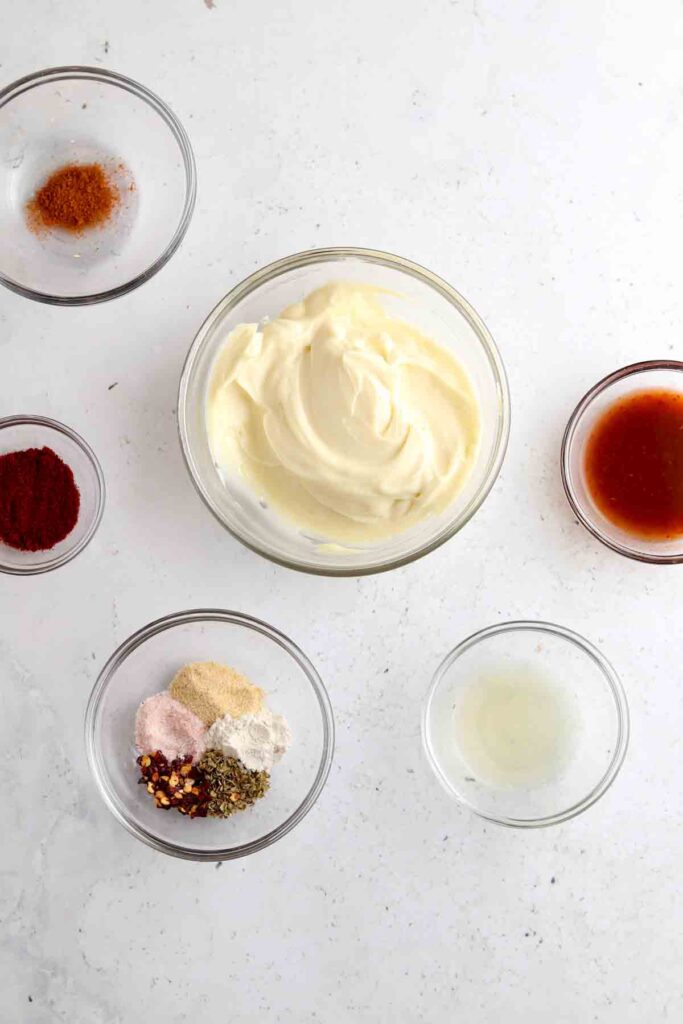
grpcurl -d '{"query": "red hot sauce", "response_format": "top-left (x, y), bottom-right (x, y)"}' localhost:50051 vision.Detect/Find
top-left (584, 389), bottom-right (683, 539)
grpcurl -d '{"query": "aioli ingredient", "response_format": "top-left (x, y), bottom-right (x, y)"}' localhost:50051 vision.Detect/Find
top-left (584, 388), bottom-right (683, 539)
top-left (137, 751), bottom-right (210, 817)
top-left (207, 282), bottom-right (481, 543)
top-left (199, 748), bottom-right (270, 817)
top-left (453, 666), bottom-right (577, 788)
top-left (134, 692), bottom-right (207, 760)
top-left (132, 662), bottom-right (289, 823)
top-left (204, 706), bottom-right (292, 772)
top-left (0, 446), bottom-right (80, 551)
top-left (26, 162), bottom-right (118, 234)
top-left (170, 661), bottom-right (264, 725)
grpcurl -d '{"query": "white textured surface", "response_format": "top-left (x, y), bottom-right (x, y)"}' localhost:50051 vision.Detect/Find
top-left (2, 2), bottom-right (683, 1021)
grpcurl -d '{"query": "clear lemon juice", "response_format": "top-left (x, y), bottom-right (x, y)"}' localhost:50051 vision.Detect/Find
top-left (453, 664), bottom-right (578, 788)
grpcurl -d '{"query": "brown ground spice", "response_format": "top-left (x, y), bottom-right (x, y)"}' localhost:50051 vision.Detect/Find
top-left (26, 162), bottom-right (118, 234)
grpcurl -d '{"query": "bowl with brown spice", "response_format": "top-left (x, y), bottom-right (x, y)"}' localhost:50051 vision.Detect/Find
top-left (0, 66), bottom-right (196, 305)
top-left (85, 610), bottom-right (334, 861)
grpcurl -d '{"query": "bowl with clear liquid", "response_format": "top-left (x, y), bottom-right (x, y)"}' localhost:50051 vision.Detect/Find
top-left (422, 621), bottom-right (629, 828)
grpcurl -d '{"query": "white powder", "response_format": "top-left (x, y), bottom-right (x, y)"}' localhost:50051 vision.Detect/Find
top-left (204, 706), bottom-right (292, 772)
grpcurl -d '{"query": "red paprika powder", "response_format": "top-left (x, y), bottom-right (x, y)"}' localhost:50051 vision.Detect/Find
top-left (0, 446), bottom-right (80, 551)
top-left (26, 162), bottom-right (118, 234)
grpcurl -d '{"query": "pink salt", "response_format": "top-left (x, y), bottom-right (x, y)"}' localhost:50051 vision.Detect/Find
top-left (135, 691), bottom-right (206, 760)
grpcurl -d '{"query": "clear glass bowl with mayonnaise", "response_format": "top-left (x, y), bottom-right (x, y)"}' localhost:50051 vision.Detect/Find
top-left (178, 248), bottom-right (510, 575)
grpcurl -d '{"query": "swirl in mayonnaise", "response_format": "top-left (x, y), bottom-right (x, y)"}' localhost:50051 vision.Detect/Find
top-left (207, 283), bottom-right (481, 543)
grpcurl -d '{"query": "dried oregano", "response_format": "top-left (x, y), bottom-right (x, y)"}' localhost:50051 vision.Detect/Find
top-left (198, 748), bottom-right (270, 818)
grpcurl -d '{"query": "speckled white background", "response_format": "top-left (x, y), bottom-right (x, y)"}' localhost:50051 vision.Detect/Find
top-left (2, 2), bottom-right (683, 1021)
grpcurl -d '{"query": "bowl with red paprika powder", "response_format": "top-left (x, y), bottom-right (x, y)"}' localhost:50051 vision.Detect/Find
top-left (0, 66), bottom-right (196, 305)
top-left (0, 415), bottom-right (105, 574)
top-left (562, 360), bottom-right (683, 564)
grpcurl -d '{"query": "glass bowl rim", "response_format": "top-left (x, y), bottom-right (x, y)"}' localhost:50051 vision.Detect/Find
top-left (84, 608), bottom-right (335, 861)
top-left (422, 619), bottom-right (629, 829)
top-left (0, 413), bottom-right (105, 575)
top-left (177, 245), bottom-right (511, 577)
top-left (0, 64), bottom-right (197, 306)
top-left (561, 359), bottom-right (683, 565)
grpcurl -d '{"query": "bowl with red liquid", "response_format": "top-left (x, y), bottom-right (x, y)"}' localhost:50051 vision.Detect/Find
top-left (562, 360), bottom-right (683, 564)
top-left (0, 415), bottom-right (105, 575)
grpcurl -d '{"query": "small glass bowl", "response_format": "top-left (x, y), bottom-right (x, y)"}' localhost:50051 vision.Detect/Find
top-left (0, 66), bottom-right (196, 304)
top-left (85, 610), bottom-right (335, 861)
top-left (562, 360), bottom-right (683, 563)
top-left (178, 247), bottom-right (510, 576)
top-left (422, 621), bottom-right (629, 828)
top-left (0, 415), bottom-right (105, 575)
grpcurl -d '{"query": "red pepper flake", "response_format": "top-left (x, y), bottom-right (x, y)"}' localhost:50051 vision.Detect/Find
top-left (137, 751), bottom-right (210, 818)
top-left (0, 446), bottom-right (80, 551)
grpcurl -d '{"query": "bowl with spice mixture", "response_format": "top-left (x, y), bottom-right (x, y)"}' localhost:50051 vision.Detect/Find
top-left (0, 66), bottom-right (196, 304)
top-left (85, 609), bottom-right (334, 860)
top-left (0, 415), bottom-right (105, 575)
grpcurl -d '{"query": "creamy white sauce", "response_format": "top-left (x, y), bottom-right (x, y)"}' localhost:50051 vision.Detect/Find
top-left (207, 282), bottom-right (481, 543)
